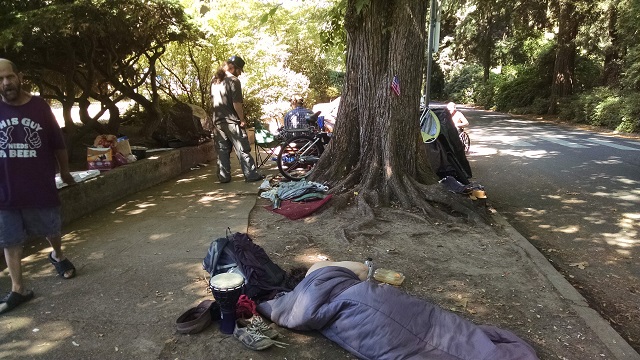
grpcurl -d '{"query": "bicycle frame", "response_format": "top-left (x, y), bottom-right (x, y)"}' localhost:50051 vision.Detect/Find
top-left (277, 131), bottom-right (331, 180)
top-left (294, 137), bottom-right (324, 164)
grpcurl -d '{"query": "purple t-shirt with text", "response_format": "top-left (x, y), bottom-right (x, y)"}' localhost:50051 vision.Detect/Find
top-left (0, 96), bottom-right (66, 209)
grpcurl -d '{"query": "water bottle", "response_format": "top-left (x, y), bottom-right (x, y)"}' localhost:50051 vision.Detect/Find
top-left (364, 258), bottom-right (374, 280)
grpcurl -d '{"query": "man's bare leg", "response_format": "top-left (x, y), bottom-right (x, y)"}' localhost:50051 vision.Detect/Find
top-left (0, 244), bottom-right (35, 314)
top-left (4, 245), bottom-right (25, 294)
top-left (47, 235), bottom-right (75, 279)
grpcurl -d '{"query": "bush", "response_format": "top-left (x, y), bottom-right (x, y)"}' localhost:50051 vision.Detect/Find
top-left (558, 87), bottom-right (639, 133)
top-left (567, 87), bottom-right (621, 126)
top-left (494, 69), bottom-right (548, 112)
top-left (574, 55), bottom-right (603, 92)
top-left (443, 64), bottom-right (484, 104)
top-left (618, 93), bottom-right (640, 133)
top-left (121, 97), bottom-right (176, 126)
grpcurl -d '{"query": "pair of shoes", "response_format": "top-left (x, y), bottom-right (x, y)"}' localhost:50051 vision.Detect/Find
top-left (176, 300), bottom-right (220, 334)
top-left (234, 318), bottom-right (289, 350)
top-left (0, 290), bottom-right (34, 315)
top-left (233, 320), bottom-right (275, 350)
top-left (48, 252), bottom-right (76, 279)
top-left (237, 315), bottom-right (280, 339)
top-left (245, 174), bottom-right (266, 183)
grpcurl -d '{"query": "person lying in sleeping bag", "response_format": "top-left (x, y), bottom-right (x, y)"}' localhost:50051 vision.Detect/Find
top-left (257, 261), bottom-right (538, 360)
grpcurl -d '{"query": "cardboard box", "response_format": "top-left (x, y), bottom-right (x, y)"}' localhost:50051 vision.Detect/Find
top-left (115, 137), bottom-right (132, 156)
top-left (87, 147), bottom-right (114, 171)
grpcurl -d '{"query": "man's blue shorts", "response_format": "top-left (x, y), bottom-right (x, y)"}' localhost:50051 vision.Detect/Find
top-left (0, 207), bottom-right (62, 247)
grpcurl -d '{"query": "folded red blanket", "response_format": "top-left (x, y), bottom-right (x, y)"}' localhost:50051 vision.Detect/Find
top-left (264, 195), bottom-right (332, 220)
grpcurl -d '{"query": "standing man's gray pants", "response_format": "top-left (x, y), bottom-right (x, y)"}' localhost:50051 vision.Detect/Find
top-left (214, 122), bottom-right (261, 182)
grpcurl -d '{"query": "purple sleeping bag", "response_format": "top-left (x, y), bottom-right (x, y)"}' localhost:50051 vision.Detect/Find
top-left (257, 266), bottom-right (538, 360)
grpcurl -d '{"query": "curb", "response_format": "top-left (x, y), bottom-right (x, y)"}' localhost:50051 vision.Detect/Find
top-left (492, 213), bottom-right (640, 360)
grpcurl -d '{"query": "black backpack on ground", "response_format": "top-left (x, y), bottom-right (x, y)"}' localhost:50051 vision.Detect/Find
top-left (203, 232), bottom-right (287, 302)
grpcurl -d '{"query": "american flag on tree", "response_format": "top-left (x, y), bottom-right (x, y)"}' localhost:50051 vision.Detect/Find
top-left (391, 75), bottom-right (401, 96)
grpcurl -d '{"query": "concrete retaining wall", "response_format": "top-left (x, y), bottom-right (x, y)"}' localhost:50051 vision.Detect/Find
top-left (59, 142), bottom-right (215, 225)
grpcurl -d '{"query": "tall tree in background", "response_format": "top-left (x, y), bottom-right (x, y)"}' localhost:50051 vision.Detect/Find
top-left (548, 0), bottom-right (595, 113)
top-left (618, 0), bottom-right (640, 91)
top-left (312, 0), bottom-right (481, 222)
top-left (602, 2), bottom-right (622, 87)
top-left (442, 0), bottom-right (548, 79)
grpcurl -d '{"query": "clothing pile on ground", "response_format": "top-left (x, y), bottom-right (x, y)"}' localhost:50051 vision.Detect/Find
top-left (259, 178), bottom-right (332, 220)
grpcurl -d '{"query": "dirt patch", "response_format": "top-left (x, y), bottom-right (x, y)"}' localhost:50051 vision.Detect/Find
top-left (244, 196), bottom-right (619, 359)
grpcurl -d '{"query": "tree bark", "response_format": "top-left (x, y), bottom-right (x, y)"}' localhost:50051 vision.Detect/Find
top-left (603, 4), bottom-right (621, 87)
top-left (312, 0), bottom-right (440, 209)
top-left (549, 0), bottom-right (579, 114)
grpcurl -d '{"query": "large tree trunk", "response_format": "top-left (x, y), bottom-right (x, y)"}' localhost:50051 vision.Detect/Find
top-left (549, 0), bottom-right (579, 114)
top-left (313, 0), bottom-right (449, 212)
top-left (481, 14), bottom-right (493, 83)
top-left (602, 4), bottom-right (621, 87)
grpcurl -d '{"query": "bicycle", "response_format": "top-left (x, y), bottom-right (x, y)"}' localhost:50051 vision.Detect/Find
top-left (458, 127), bottom-right (470, 154)
top-left (276, 117), bottom-right (331, 181)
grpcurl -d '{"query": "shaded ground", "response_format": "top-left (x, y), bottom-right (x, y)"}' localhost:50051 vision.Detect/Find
top-left (243, 193), bottom-right (619, 359)
top-left (464, 108), bottom-right (640, 354)
top-left (12, 114), bottom-right (634, 359)
top-left (0, 146), bottom-right (632, 359)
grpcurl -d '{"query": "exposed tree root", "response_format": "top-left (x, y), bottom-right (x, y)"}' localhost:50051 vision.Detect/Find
top-left (413, 180), bottom-right (492, 228)
top-left (327, 193), bottom-right (353, 211)
top-left (388, 209), bottom-right (432, 224)
top-left (336, 228), bottom-right (351, 245)
top-left (355, 229), bottom-right (390, 237)
top-left (324, 171), bottom-right (491, 232)
top-left (341, 196), bottom-right (377, 241)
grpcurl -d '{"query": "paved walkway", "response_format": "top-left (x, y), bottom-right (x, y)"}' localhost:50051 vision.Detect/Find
top-left (0, 161), bottom-right (266, 359)
top-left (1, 158), bottom-right (639, 359)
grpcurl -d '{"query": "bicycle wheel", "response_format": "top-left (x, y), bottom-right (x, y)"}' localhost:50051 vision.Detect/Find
top-left (277, 135), bottom-right (322, 181)
top-left (459, 131), bottom-right (470, 154)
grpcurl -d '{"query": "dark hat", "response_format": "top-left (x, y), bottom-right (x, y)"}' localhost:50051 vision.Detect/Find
top-left (228, 55), bottom-right (245, 70)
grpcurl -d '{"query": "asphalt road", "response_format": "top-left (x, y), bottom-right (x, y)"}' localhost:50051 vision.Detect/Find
top-left (457, 105), bottom-right (640, 349)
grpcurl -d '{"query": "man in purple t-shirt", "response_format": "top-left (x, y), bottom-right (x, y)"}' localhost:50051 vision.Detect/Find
top-left (0, 58), bottom-right (77, 315)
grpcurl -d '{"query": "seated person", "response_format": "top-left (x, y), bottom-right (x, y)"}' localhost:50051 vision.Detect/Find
top-left (447, 102), bottom-right (469, 132)
top-left (258, 261), bottom-right (538, 360)
top-left (284, 95), bottom-right (313, 131)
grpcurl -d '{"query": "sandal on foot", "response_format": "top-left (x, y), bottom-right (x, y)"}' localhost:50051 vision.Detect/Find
top-left (48, 252), bottom-right (76, 279)
top-left (0, 290), bottom-right (34, 315)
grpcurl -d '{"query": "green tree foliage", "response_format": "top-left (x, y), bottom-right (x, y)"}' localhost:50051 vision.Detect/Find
top-left (618, 0), bottom-right (640, 91)
top-left (155, 0), bottom-right (345, 127)
top-left (0, 0), bottom-right (196, 137)
top-left (433, 0), bottom-right (638, 133)
top-left (439, 0), bottom-right (548, 83)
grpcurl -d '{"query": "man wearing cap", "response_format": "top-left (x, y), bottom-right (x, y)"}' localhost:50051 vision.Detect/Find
top-left (0, 58), bottom-right (77, 315)
top-left (210, 55), bottom-right (264, 183)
